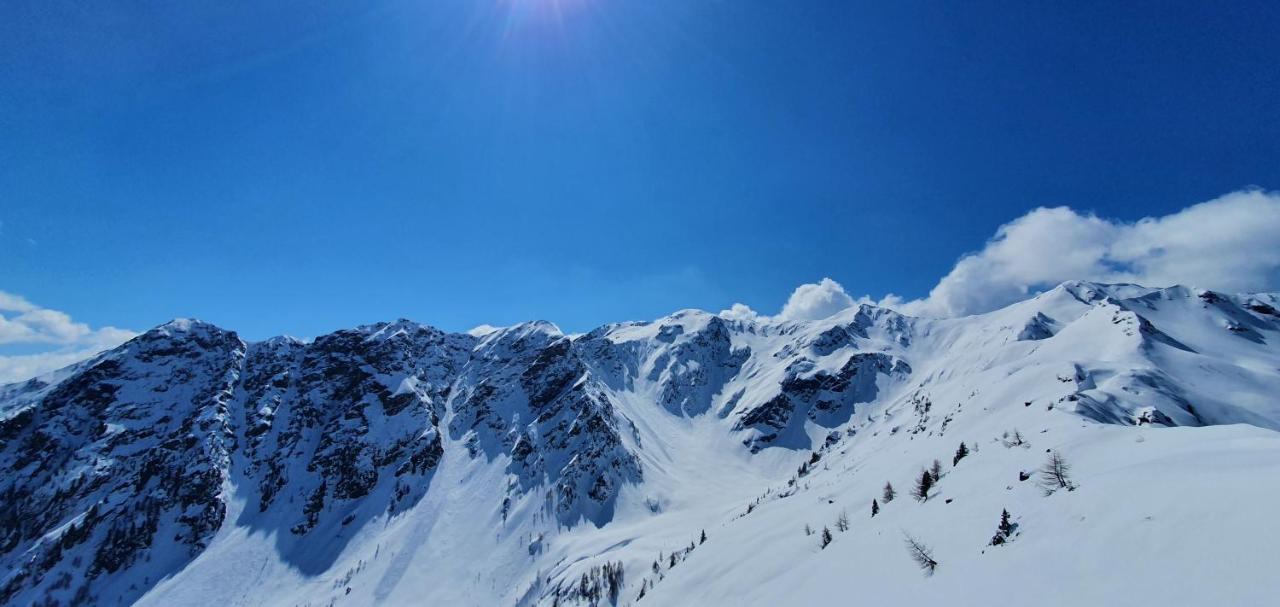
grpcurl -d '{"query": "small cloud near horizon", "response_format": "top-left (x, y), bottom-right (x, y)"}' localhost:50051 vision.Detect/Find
top-left (0, 291), bottom-right (137, 384)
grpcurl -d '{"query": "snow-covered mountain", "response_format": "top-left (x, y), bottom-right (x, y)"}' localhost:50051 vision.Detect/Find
top-left (3, 281), bottom-right (1279, 606)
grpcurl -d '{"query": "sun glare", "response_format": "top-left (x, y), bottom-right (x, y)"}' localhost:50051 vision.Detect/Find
top-left (499, 0), bottom-right (593, 32)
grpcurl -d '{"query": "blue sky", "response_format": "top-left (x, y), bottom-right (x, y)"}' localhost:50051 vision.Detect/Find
top-left (2, 0), bottom-right (1279, 354)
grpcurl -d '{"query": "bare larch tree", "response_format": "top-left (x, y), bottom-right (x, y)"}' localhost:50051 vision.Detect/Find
top-left (1038, 449), bottom-right (1077, 494)
top-left (904, 533), bottom-right (939, 576)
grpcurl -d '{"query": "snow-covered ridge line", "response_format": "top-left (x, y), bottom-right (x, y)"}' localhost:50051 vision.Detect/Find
top-left (2, 281), bottom-right (1278, 606)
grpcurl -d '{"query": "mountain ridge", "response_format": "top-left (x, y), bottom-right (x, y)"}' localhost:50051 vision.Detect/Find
top-left (2, 281), bottom-right (1279, 606)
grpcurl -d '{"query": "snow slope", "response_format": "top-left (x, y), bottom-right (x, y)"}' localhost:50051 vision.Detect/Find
top-left (1, 282), bottom-right (1278, 606)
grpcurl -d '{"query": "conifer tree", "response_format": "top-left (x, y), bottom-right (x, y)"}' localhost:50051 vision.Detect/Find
top-left (820, 526), bottom-right (833, 549)
top-left (603, 561), bottom-right (624, 602)
top-left (871, 499), bottom-right (879, 517)
top-left (882, 481), bottom-right (895, 503)
top-left (911, 469), bottom-right (934, 502)
top-left (952, 442), bottom-right (969, 465)
top-left (990, 508), bottom-right (1015, 546)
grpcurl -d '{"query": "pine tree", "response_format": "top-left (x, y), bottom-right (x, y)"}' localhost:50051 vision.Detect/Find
top-left (699, 529), bottom-right (707, 544)
top-left (1038, 450), bottom-right (1077, 495)
top-left (871, 499), bottom-right (879, 517)
top-left (835, 509), bottom-right (850, 532)
top-left (930, 459), bottom-right (943, 481)
top-left (882, 481), bottom-right (895, 503)
top-left (603, 561), bottom-right (624, 602)
top-left (911, 469), bottom-right (934, 502)
top-left (804, 523), bottom-right (813, 536)
top-left (952, 442), bottom-right (969, 465)
top-left (820, 526), bottom-right (833, 549)
top-left (990, 508), bottom-right (1015, 546)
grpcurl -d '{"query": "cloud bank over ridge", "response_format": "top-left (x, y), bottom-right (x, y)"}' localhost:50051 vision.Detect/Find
top-left (724, 188), bottom-right (1280, 321)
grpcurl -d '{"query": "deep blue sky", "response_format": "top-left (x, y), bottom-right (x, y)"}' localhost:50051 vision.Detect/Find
top-left (2, 0), bottom-right (1278, 338)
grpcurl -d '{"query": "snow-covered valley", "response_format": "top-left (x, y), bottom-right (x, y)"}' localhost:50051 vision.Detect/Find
top-left (2, 281), bottom-right (1279, 606)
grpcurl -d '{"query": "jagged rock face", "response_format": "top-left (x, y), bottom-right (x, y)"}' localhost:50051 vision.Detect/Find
top-left (452, 323), bottom-right (642, 526)
top-left (0, 320), bottom-right (484, 605)
top-left (734, 352), bottom-right (911, 451)
top-left (579, 313), bottom-right (749, 416)
top-left (0, 321), bottom-right (243, 605)
top-left (246, 321), bottom-right (473, 533)
top-left (645, 317), bottom-right (750, 416)
top-left (1017, 312), bottom-right (1057, 341)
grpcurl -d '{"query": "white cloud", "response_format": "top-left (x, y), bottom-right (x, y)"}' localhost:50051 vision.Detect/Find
top-left (720, 278), bottom-right (864, 323)
top-left (724, 189), bottom-right (1280, 323)
top-left (0, 290), bottom-right (137, 384)
top-left (0, 292), bottom-right (36, 314)
top-left (718, 302), bottom-right (761, 322)
top-left (886, 189), bottom-right (1280, 317)
top-left (777, 278), bottom-right (857, 321)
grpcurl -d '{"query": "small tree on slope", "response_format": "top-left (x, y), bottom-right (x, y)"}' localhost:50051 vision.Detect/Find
top-left (1038, 450), bottom-right (1077, 495)
top-left (820, 526), bottom-right (833, 549)
top-left (882, 482), bottom-right (896, 503)
top-left (952, 442), bottom-right (969, 466)
top-left (871, 499), bottom-right (879, 518)
top-left (1003, 429), bottom-right (1027, 448)
top-left (904, 533), bottom-right (938, 576)
top-left (911, 470), bottom-right (934, 502)
top-left (603, 561), bottom-right (624, 603)
top-left (930, 459), bottom-right (943, 481)
top-left (990, 509), bottom-right (1016, 546)
top-left (835, 510), bottom-right (850, 532)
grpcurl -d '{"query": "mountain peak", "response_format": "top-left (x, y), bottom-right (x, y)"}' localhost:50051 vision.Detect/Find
top-left (152, 317), bottom-right (228, 334)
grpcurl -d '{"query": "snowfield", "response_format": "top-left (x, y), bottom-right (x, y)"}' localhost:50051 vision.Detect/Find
top-left (2, 281), bottom-right (1278, 606)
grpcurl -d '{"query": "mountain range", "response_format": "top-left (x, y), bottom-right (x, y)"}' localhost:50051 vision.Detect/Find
top-left (2, 281), bottom-right (1279, 606)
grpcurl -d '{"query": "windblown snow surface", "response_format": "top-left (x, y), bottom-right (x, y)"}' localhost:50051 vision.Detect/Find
top-left (2, 282), bottom-right (1279, 606)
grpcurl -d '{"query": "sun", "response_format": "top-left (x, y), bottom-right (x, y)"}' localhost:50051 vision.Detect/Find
top-left (498, 0), bottom-right (593, 31)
